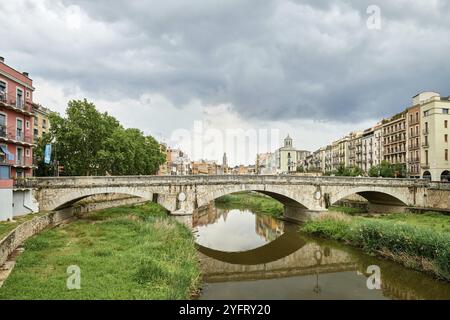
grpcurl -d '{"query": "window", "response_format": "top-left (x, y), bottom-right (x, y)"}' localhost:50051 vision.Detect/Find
top-left (424, 110), bottom-right (429, 117)
top-left (446, 149), bottom-right (449, 162)
top-left (16, 119), bottom-right (23, 141)
top-left (25, 148), bottom-right (30, 157)
top-left (42, 119), bottom-right (47, 129)
top-left (0, 164), bottom-right (10, 179)
top-left (0, 80), bottom-right (6, 99)
top-left (444, 109), bottom-right (449, 114)
top-left (425, 150), bottom-right (429, 165)
top-left (26, 91), bottom-right (30, 99)
top-left (16, 88), bottom-right (23, 108)
top-left (446, 120), bottom-right (448, 129)
top-left (446, 134), bottom-right (448, 143)
top-left (415, 112), bottom-right (419, 122)
top-left (26, 121), bottom-right (30, 129)
top-left (0, 113), bottom-right (5, 127)
top-left (16, 147), bottom-right (23, 165)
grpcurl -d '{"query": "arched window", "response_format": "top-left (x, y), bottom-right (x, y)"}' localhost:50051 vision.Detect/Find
top-left (423, 171), bottom-right (431, 181)
top-left (441, 170), bottom-right (450, 182)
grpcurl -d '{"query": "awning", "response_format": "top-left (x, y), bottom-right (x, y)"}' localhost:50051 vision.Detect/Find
top-left (0, 145), bottom-right (14, 161)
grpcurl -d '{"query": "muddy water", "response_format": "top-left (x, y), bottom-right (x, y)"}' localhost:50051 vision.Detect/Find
top-left (190, 202), bottom-right (450, 300)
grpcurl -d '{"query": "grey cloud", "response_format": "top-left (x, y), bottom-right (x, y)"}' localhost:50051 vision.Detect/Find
top-left (2, 0), bottom-right (450, 124)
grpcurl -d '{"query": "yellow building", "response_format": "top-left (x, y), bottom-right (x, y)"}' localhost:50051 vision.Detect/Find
top-left (32, 104), bottom-right (51, 142)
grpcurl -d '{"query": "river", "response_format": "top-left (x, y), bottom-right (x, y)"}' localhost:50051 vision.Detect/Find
top-left (187, 201), bottom-right (450, 300)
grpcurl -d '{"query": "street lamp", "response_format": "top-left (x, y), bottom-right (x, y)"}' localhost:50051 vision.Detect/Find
top-left (313, 249), bottom-right (323, 294)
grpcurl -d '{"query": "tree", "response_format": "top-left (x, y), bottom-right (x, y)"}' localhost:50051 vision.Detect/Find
top-left (368, 161), bottom-right (405, 178)
top-left (38, 99), bottom-right (165, 176)
top-left (33, 132), bottom-right (55, 177)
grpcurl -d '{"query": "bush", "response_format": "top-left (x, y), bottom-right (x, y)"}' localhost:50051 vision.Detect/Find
top-left (302, 215), bottom-right (450, 281)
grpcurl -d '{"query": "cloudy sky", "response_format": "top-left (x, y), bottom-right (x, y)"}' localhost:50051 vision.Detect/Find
top-left (1, 0), bottom-right (449, 165)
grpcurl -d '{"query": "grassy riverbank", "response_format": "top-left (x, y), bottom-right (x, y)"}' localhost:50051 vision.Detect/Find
top-left (0, 212), bottom-right (48, 240)
top-left (301, 211), bottom-right (450, 281)
top-left (0, 203), bottom-right (200, 300)
top-left (215, 191), bottom-right (284, 217)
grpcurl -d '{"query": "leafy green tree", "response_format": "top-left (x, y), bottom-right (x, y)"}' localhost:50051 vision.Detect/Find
top-left (368, 161), bottom-right (405, 178)
top-left (33, 132), bottom-right (55, 177)
top-left (39, 99), bottom-right (165, 176)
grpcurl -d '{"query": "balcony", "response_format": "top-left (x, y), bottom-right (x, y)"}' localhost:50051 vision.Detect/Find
top-left (408, 157), bottom-right (420, 164)
top-left (0, 125), bottom-right (36, 146)
top-left (0, 92), bottom-right (34, 116)
top-left (0, 156), bottom-right (35, 169)
top-left (408, 143), bottom-right (420, 150)
top-left (13, 177), bottom-right (36, 189)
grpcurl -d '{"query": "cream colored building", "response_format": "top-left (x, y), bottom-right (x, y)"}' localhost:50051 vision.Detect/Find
top-left (415, 92), bottom-right (450, 181)
top-left (373, 124), bottom-right (383, 167)
top-left (276, 135), bottom-right (297, 173)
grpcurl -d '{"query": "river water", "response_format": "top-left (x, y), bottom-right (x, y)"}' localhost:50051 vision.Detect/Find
top-left (189, 201), bottom-right (450, 300)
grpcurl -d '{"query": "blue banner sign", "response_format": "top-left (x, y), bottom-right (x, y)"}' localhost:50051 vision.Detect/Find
top-left (44, 144), bottom-right (52, 165)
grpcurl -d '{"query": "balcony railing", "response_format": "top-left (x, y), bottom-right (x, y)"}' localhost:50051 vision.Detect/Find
top-left (13, 177), bottom-right (36, 189)
top-left (0, 157), bottom-right (34, 167)
top-left (0, 126), bottom-right (35, 145)
top-left (0, 91), bottom-right (33, 114)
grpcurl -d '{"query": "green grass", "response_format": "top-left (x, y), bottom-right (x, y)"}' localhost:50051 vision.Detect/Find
top-left (0, 203), bottom-right (200, 300)
top-left (0, 212), bottom-right (48, 240)
top-left (301, 211), bottom-right (450, 281)
top-left (376, 212), bottom-right (450, 233)
top-left (215, 191), bottom-right (284, 217)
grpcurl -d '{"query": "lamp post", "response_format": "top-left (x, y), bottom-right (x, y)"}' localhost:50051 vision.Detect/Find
top-left (313, 249), bottom-right (323, 294)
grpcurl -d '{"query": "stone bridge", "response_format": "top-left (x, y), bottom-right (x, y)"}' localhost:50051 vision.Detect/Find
top-left (26, 175), bottom-right (450, 220)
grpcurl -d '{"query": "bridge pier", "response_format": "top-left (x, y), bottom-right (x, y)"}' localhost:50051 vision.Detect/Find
top-left (283, 205), bottom-right (326, 223)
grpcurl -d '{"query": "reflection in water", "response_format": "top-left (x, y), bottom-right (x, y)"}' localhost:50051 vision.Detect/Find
top-left (193, 204), bottom-right (284, 252)
top-left (191, 201), bottom-right (450, 300)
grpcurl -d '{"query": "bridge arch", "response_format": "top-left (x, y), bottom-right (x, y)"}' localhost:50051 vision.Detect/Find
top-left (196, 184), bottom-right (313, 211)
top-left (330, 186), bottom-right (409, 212)
top-left (37, 186), bottom-right (174, 213)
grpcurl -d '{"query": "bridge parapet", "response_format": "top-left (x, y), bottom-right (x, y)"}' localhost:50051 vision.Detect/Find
top-left (30, 175), bottom-right (432, 188)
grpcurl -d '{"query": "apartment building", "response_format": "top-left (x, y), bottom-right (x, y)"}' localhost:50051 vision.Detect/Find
top-left (0, 57), bottom-right (36, 183)
top-left (382, 111), bottom-right (407, 170)
top-left (407, 104), bottom-right (421, 178)
top-left (32, 104), bottom-right (51, 142)
top-left (362, 128), bottom-right (374, 172)
top-left (415, 92), bottom-right (450, 181)
top-left (373, 124), bottom-right (383, 167)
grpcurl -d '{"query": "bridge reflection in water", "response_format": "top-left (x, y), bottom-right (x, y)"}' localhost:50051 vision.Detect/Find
top-left (186, 202), bottom-right (450, 300)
